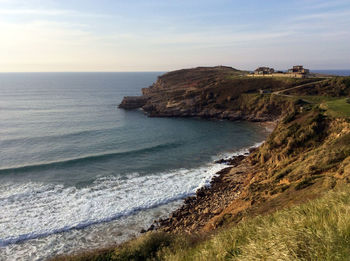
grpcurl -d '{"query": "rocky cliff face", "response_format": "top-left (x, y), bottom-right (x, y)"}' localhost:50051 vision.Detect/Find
top-left (119, 66), bottom-right (319, 121)
top-left (118, 96), bottom-right (148, 109)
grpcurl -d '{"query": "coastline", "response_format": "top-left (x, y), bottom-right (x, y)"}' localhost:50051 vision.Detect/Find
top-left (48, 130), bottom-right (269, 260)
top-left (148, 124), bottom-right (275, 234)
top-left (150, 155), bottom-right (250, 233)
top-left (51, 135), bottom-right (271, 260)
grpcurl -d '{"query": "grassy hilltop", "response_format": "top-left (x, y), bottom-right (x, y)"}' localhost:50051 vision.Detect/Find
top-left (55, 67), bottom-right (350, 261)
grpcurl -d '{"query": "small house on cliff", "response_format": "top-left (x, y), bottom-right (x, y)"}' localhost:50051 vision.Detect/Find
top-left (254, 67), bottom-right (275, 75)
top-left (287, 65), bottom-right (310, 77)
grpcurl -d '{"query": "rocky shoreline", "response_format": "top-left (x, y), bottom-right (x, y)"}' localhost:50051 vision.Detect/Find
top-left (148, 156), bottom-right (250, 233)
top-left (142, 119), bottom-right (277, 233)
top-left (142, 144), bottom-right (262, 234)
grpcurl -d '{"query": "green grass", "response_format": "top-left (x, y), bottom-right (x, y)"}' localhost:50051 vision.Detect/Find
top-left (291, 95), bottom-right (350, 118)
top-left (323, 98), bottom-right (350, 118)
top-left (297, 95), bottom-right (338, 103)
top-left (55, 187), bottom-right (350, 261)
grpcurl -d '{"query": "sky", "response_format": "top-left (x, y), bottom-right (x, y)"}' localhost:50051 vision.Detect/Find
top-left (0, 0), bottom-right (349, 72)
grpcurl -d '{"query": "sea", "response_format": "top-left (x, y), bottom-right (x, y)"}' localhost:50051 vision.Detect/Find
top-left (0, 72), bottom-right (270, 260)
top-left (311, 69), bottom-right (350, 76)
top-left (1, 69), bottom-right (348, 260)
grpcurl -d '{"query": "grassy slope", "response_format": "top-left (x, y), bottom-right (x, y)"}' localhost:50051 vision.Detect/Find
top-left (286, 77), bottom-right (350, 97)
top-left (204, 104), bottom-right (350, 233)
top-left (295, 96), bottom-right (350, 118)
top-left (284, 76), bottom-right (350, 118)
top-left (324, 98), bottom-right (350, 118)
top-left (163, 187), bottom-right (350, 261)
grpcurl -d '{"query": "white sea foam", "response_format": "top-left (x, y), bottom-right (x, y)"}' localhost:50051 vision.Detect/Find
top-left (214, 141), bottom-right (264, 161)
top-left (0, 162), bottom-right (225, 260)
top-left (0, 142), bottom-right (265, 261)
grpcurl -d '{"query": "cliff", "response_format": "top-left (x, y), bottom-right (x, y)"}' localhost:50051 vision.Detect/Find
top-left (119, 66), bottom-right (322, 121)
top-left (118, 96), bottom-right (148, 109)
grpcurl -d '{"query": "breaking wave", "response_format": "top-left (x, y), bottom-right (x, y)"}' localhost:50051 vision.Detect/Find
top-left (0, 162), bottom-right (224, 247)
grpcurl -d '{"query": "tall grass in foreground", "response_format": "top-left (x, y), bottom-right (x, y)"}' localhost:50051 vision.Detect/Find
top-left (57, 187), bottom-right (350, 261)
top-left (162, 187), bottom-right (350, 261)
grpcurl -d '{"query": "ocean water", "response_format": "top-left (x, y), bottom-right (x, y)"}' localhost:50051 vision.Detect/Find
top-left (311, 69), bottom-right (350, 76)
top-left (0, 72), bottom-right (268, 260)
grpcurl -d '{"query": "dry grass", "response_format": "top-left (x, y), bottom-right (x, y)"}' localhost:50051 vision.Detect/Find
top-left (162, 187), bottom-right (350, 261)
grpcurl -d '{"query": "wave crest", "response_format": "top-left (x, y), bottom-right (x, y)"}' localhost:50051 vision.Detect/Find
top-left (0, 142), bottom-right (181, 175)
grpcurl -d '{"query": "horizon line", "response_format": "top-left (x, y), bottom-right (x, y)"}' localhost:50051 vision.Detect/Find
top-left (0, 68), bottom-right (350, 74)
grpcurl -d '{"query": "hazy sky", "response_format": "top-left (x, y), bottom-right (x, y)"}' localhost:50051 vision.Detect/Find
top-left (0, 0), bottom-right (350, 72)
